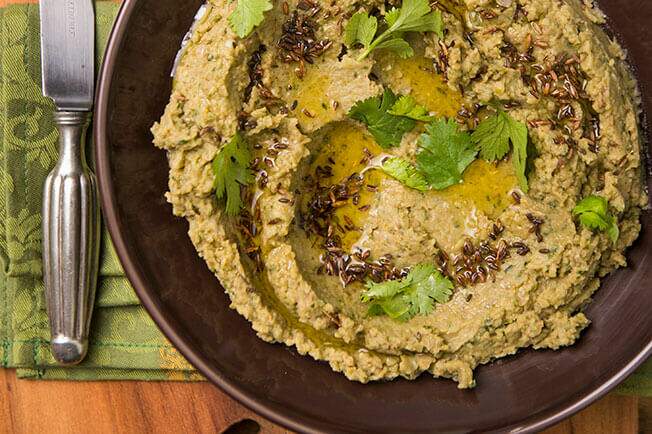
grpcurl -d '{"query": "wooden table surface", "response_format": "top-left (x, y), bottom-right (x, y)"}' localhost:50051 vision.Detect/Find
top-left (0, 368), bottom-right (648, 433)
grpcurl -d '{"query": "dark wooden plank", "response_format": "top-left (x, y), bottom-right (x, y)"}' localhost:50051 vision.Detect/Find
top-left (543, 394), bottom-right (638, 434)
top-left (0, 370), bottom-right (285, 434)
top-left (0, 369), bottom-right (641, 433)
top-left (640, 397), bottom-right (652, 434)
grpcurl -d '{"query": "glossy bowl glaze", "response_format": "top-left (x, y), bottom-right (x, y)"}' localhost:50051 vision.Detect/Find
top-left (95, 1), bottom-right (652, 432)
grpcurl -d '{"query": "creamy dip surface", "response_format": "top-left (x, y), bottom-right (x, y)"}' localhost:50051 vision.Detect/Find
top-left (152, 0), bottom-right (647, 388)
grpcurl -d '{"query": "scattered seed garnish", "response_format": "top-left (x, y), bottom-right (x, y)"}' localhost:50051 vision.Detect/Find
top-left (511, 191), bottom-right (522, 204)
top-left (244, 45), bottom-right (267, 102)
top-left (277, 4), bottom-right (332, 78)
top-left (526, 213), bottom-right (545, 242)
top-left (511, 241), bottom-right (531, 256)
top-left (500, 40), bottom-right (601, 153)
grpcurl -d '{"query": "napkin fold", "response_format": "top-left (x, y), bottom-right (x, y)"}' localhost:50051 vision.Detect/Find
top-left (0, 1), bottom-right (201, 381)
top-left (0, 0), bottom-right (647, 392)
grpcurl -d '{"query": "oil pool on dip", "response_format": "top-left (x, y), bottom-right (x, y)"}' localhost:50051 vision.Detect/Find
top-left (299, 55), bottom-right (517, 251)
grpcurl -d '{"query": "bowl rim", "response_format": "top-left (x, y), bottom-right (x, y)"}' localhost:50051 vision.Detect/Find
top-left (94, 1), bottom-right (652, 432)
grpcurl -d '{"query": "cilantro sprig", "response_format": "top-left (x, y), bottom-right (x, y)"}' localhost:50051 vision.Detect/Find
top-left (471, 110), bottom-right (529, 192)
top-left (388, 95), bottom-right (434, 121)
top-left (362, 264), bottom-right (453, 321)
top-left (348, 89), bottom-right (417, 148)
top-left (381, 157), bottom-right (429, 191)
top-left (371, 117), bottom-right (477, 191)
top-left (350, 95), bottom-right (531, 194)
top-left (345, 0), bottom-right (444, 61)
top-left (228, 0), bottom-right (273, 38)
top-left (572, 195), bottom-right (619, 243)
top-left (212, 132), bottom-right (255, 216)
top-left (416, 118), bottom-right (478, 190)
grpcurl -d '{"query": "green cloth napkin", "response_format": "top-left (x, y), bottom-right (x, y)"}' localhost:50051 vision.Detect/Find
top-left (0, 2), bottom-right (202, 381)
top-left (0, 1), bottom-right (648, 392)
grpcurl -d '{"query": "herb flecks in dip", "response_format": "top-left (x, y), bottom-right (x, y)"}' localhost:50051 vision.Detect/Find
top-left (152, 0), bottom-right (646, 388)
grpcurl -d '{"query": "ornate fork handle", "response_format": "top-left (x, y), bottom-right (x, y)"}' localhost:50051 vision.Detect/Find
top-left (42, 111), bottom-right (100, 365)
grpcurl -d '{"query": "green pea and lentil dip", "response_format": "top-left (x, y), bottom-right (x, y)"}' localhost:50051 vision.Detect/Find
top-left (151, 0), bottom-right (647, 388)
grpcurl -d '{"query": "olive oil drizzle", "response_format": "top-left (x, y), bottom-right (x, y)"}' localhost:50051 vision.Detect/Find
top-left (251, 263), bottom-right (365, 352)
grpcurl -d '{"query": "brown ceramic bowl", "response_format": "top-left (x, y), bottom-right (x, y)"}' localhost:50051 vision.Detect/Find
top-left (95, 1), bottom-right (652, 432)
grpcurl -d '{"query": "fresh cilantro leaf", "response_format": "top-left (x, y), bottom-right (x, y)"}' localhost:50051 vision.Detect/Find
top-left (381, 157), bottom-right (429, 191)
top-left (573, 195), bottom-right (608, 216)
top-left (511, 126), bottom-right (529, 193)
top-left (361, 277), bottom-right (409, 301)
top-left (348, 89), bottom-right (416, 148)
top-left (388, 95), bottom-right (434, 121)
top-left (384, 0), bottom-right (442, 34)
top-left (471, 112), bottom-right (512, 161)
top-left (367, 303), bottom-right (386, 316)
top-left (373, 37), bottom-right (415, 59)
top-left (362, 264), bottom-right (453, 321)
top-left (228, 0), bottom-right (273, 38)
top-left (572, 195), bottom-right (619, 243)
top-left (375, 296), bottom-right (411, 320)
top-left (410, 264), bottom-right (453, 315)
top-left (212, 132), bottom-right (255, 216)
top-left (346, 0), bottom-right (444, 60)
top-left (471, 110), bottom-right (529, 192)
top-left (432, 9), bottom-right (445, 39)
top-left (416, 118), bottom-right (477, 190)
top-left (607, 221), bottom-right (620, 244)
top-left (344, 12), bottom-right (378, 48)
top-left (578, 212), bottom-right (609, 231)
top-left (384, 7), bottom-right (402, 28)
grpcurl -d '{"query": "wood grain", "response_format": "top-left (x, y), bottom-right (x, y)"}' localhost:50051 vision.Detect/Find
top-left (640, 397), bottom-right (652, 434)
top-left (0, 369), bottom-right (286, 434)
top-left (0, 369), bottom-right (643, 434)
top-left (542, 394), bottom-right (639, 434)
